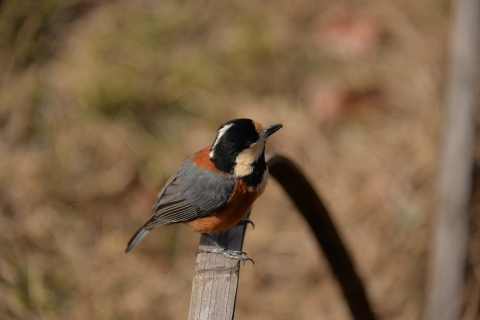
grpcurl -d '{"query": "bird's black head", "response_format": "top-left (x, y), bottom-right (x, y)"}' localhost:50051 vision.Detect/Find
top-left (209, 119), bottom-right (282, 179)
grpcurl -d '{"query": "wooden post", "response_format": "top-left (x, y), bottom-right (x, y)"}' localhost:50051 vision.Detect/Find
top-left (425, 0), bottom-right (480, 319)
top-left (188, 222), bottom-right (248, 320)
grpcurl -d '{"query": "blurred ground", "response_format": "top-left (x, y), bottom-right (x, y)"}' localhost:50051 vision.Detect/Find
top-left (0, 0), bottom-right (475, 319)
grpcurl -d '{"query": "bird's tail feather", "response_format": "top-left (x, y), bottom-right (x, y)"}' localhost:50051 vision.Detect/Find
top-left (125, 228), bottom-right (151, 253)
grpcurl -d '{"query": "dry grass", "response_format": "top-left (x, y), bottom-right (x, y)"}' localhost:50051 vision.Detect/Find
top-left (1, 0), bottom-right (476, 319)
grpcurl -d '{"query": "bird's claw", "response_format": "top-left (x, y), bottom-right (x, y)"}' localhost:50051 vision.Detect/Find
top-left (239, 217), bottom-right (255, 229)
top-left (197, 247), bottom-right (254, 264)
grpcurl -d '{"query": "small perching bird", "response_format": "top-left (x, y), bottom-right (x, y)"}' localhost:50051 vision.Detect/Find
top-left (126, 118), bottom-right (282, 260)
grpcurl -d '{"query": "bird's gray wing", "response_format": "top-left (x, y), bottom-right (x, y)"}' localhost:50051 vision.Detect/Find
top-left (126, 157), bottom-right (234, 252)
top-left (141, 157), bottom-right (235, 229)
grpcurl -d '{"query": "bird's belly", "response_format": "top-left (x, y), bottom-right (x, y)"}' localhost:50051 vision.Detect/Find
top-left (184, 180), bottom-right (261, 233)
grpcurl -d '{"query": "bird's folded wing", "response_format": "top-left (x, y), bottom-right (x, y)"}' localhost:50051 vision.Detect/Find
top-left (142, 160), bottom-right (235, 229)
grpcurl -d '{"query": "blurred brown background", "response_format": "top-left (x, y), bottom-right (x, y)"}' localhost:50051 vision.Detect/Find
top-left (1, 0), bottom-right (474, 319)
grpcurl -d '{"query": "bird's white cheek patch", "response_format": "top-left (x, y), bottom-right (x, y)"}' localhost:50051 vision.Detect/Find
top-left (233, 141), bottom-right (265, 177)
top-left (234, 164), bottom-right (253, 177)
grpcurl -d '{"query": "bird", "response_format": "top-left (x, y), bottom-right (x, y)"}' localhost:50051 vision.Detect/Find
top-left (125, 118), bottom-right (282, 261)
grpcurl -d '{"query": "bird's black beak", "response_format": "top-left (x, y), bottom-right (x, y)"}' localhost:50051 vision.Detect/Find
top-left (264, 124), bottom-right (283, 138)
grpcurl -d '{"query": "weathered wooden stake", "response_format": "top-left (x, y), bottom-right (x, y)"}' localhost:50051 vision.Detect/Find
top-left (188, 222), bottom-right (248, 320)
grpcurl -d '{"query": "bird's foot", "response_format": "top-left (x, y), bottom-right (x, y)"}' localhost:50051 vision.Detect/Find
top-left (239, 217), bottom-right (255, 229)
top-left (196, 247), bottom-right (254, 264)
top-left (200, 233), bottom-right (254, 264)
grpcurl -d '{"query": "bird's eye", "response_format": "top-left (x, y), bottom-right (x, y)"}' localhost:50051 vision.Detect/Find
top-left (247, 136), bottom-right (260, 146)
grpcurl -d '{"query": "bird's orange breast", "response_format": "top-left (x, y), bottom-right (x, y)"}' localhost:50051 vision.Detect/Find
top-left (184, 179), bottom-right (260, 233)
